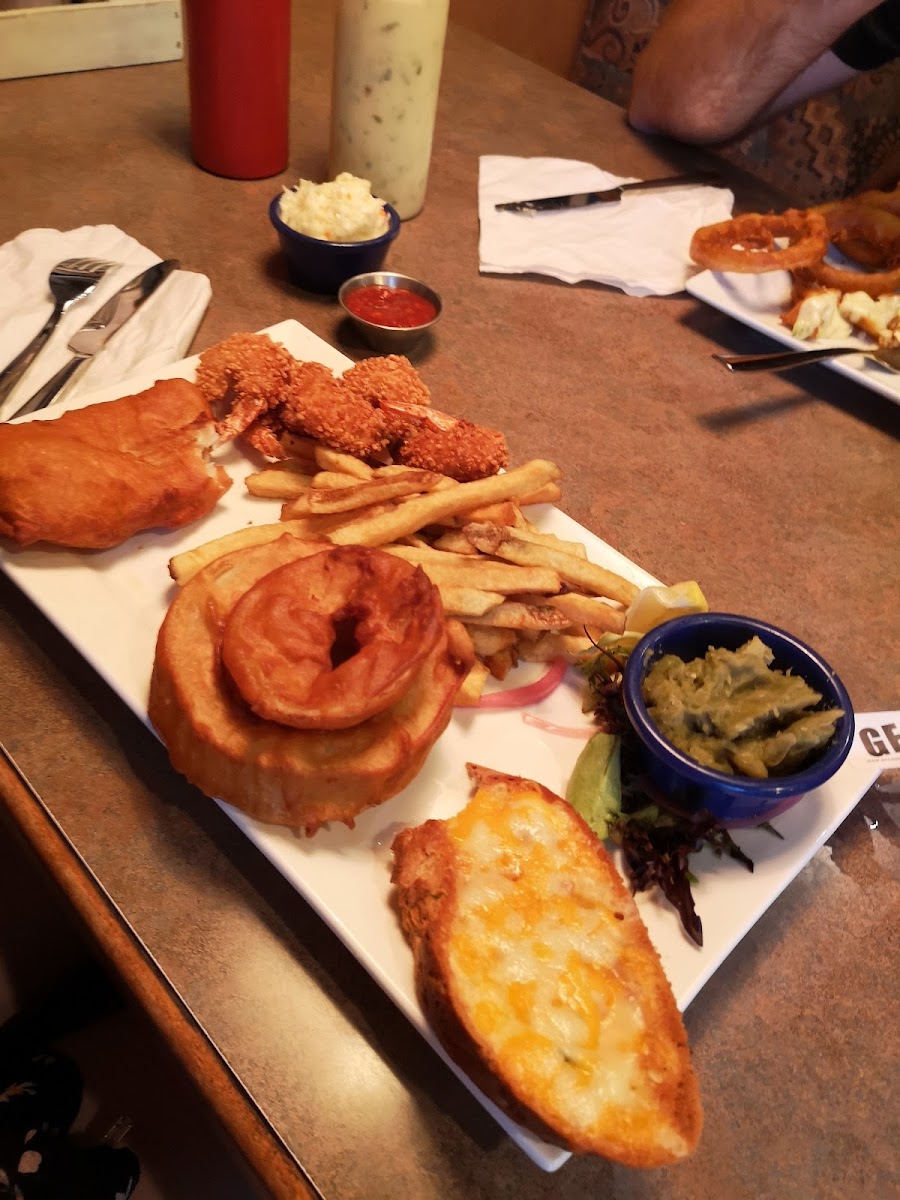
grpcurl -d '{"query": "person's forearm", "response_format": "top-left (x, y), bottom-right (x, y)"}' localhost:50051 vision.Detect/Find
top-left (627, 0), bottom-right (882, 144)
top-left (756, 50), bottom-right (858, 121)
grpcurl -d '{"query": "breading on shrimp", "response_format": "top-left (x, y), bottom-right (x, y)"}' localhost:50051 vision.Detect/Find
top-left (342, 354), bottom-right (431, 406)
top-left (342, 354), bottom-right (431, 442)
top-left (196, 333), bottom-right (295, 441)
top-left (278, 361), bottom-right (390, 459)
top-left (202, 339), bottom-right (506, 478)
top-left (396, 418), bottom-right (508, 482)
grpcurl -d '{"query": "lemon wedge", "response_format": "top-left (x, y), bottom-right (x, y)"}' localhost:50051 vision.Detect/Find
top-left (625, 581), bottom-right (709, 635)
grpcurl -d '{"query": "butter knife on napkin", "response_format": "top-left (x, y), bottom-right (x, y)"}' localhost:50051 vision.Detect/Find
top-left (495, 170), bottom-right (721, 214)
top-left (11, 259), bottom-right (180, 420)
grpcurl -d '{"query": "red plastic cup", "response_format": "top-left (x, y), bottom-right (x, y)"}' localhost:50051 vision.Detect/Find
top-left (183, 0), bottom-right (291, 180)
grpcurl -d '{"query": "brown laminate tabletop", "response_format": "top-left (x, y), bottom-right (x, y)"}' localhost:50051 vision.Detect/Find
top-left (1, 4), bottom-right (899, 1198)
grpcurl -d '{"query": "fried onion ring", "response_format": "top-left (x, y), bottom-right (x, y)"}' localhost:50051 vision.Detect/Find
top-left (148, 535), bottom-right (472, 834)
top-left (221, 545), bottom-right (445, 730)
top-left (854, 187), bottom-right (900, 218)
top-left (690, 209), bottom-right (829, 273)
top-left (792, 260), bottom-right (900, 300)
top-left (813, 199), bottom-right (900, 269)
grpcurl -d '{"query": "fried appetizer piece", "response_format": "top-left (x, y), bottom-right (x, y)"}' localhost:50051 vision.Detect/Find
top-left (814, 198), bottom-right (900, 268)
top-left (149, 536), bottom-right (472, 834)
top-left (342, 353), bottom-right (431, 405)
top-left (196, 332), bottom-right (294, 441)
top-left (0, 378), bottom-right (230, 549)
top-left (690, 210), bottom-right (828, 273)
top-left (279, 361), bottom-right (390, 459)
top-left (199, 338), bottom-right (506, 477)
top-left (220, 544), bottom-right (445, 730)
top-left (342, 353), bottom-right (431, 441)
top-left (201, 335), bottom-right (392, 461)
top-left (838, 291), bottom-right (900, 345)
top-left (396, 418), bottom-right (508, 482)
top-left (343, 358), bottom-right (507, 480)
top-left (391, 766), bottom-right (702, 1166)
top-left (781, 289), bottom-right (852, 340)
top-left (854, 186), bottom-right (900, 218)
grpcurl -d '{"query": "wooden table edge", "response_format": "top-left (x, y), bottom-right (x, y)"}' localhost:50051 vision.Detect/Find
top-left (0, 745), bottom-right (320, 1200)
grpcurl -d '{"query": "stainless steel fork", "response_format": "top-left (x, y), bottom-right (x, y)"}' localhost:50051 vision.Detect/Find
top-left (0, 256), bottom-right (120, 405)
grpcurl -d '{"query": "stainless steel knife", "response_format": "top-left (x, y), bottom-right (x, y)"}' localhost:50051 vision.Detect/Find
top-left (494, 170), bottom-right (721, 214)
top-left (10, 258), bottom-right (180, 419)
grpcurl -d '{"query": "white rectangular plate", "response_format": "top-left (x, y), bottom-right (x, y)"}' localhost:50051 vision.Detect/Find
top-left (686, 268), bottom-right (900, 406)
top-left (0, 319), bottom-right (879, 1171)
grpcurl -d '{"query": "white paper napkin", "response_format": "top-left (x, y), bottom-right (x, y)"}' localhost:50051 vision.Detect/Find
top-left (0, 224), bottom-right (212, 421)
top-left (479, 156), bottom-right (735, 296)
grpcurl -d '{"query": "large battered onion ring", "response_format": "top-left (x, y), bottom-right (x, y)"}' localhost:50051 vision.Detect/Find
top-left (813, 199), bottom-right (900, 269)
top-left (221, 545), bottom-right (445, 730)
top-left (854, 187), bottom-right (900, 218)
top-left (792, 260), bottom-right (900, 300)
top-left (149, 535), bottom-right (472, 834)
top-left (690, 210), bottom-right (829, 273)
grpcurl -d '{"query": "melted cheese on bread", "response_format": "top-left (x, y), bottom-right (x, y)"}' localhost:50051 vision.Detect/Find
top-left (391, 770), bottom-right (702, 1165)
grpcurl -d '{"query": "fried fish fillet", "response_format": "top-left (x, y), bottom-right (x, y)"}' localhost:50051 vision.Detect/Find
top-left (391, 765), bottom-right (702, 1166)
top-left (0, 378), bottom-right (231, 549)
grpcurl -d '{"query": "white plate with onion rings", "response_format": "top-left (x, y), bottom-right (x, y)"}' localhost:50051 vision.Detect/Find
top-left (687, 268), bottom-right (900, 406)
top-left (0, 318), bottom-right (880, 1171)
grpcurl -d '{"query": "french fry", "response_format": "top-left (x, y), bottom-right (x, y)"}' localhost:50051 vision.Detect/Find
top-left (510, 525), bottom-right (588, 559)
top-left (244, 469), bottom-right (315, 499)
top-left (546, 592), bottom-right (626, 634)
top-left (464, 625), bottom-right (518, 656)
top-left (501, 591), bottom-right (559, 607)
top-left (463, 522), bottom-right (638, 607)
top-left (313, 445), bottom-right (374, 479)
top-left (467, 601), bottom-right (572, 631)
top-left (380, 544), bottom-right (474, 564)
top-left (431, 529), bottom-right (482, 556)
top-left (438, 586), bottom-right (506, 617)
top-left (517, 631), bottom-right (596, 662)
top-left (280, 433), bottom-right (320, 463)
top-left (446, 617), bottom-right (477, 671)
top-left (278, 500), bottom-right (397, 535)
top-left (394, 533), bottom-right (432, 549)
top-left (484, 645), bottom-right (518, 680)
top-left (423, 562), bottom-right (561, 596)
top-left (282, 471), bottom-right (441, 517)
top-left (168, 522), bottom-right (321, 585)
top-left (373, 463), bottom-right (451, 486)
top-left (384, 546), bottom-right (561, 595)
top-left (327, 459), bottom-right (562, 548)
top-left (311, 470), bottom-right (369, 489)
top-left (455, 660), bottom-right (491, 707)
top-left (448, 499), bottom-right (520, 527)
top-left (518, 481), bottom-right (563, 507)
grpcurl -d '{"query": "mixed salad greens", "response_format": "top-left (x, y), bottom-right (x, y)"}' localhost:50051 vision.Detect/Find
top-left (567, 636), bottom-right (780, 947)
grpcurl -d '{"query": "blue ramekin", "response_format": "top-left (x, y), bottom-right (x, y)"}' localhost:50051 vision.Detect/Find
top-left (621, 613), bottom-right (854, 826)
top-left (268, 194), bottom-right (401, 295)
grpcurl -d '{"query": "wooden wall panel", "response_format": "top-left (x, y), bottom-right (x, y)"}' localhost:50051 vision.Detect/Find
top-left (449, 0), bottom-right (588, 79)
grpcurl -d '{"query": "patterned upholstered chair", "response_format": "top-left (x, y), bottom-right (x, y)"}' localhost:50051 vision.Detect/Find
top-left (572, 0), bottom-right (900, 205)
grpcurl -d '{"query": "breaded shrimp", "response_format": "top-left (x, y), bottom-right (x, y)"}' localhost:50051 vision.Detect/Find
top-left (397, 418), bottom-right (508, 482)
top-left (196, 333), bottom-right (295, 441)
top-left (200, 339), bottom-right (505, 477)
top-left (342, 354), bottom-right (431, 442)
top-left (278, 361), bottom-right (390, 459)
